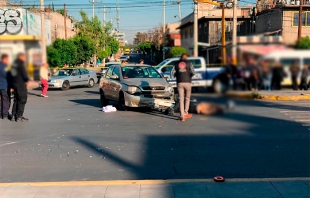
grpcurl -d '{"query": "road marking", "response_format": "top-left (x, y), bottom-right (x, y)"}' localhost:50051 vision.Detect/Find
top-left (281, 110), bottom-right (309, 113)
top-left (302, 124), bottom-right (310, 126)
top-left (290, 116), bottom-right (310, 118)
top-left (0, 141), bottom-right (17, 147)
top-left (295, 120), bottom-right (310, 122)
top-left (0, 178), bottom-right (309, 187)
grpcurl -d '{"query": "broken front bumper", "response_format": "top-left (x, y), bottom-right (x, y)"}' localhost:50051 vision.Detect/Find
top-left (124, 92), bottom-right (175, 109)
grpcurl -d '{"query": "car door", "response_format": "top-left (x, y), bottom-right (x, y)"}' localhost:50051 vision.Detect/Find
top-left (70, 69), bottom-right (81, 86)
top-left (103, 66), bottom-right (114, 99)
top-left (80, 69), bottom-right (90, 85)
top-left (110, 66), bottom-right (122, 101)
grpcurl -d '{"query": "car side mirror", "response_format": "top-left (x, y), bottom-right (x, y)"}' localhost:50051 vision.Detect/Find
top-left (161, 67), bottom-right (167, 73)
top-left (111, 75), bottom-right (119, 80)
top-left (72, 73), bottom-right (76, 76)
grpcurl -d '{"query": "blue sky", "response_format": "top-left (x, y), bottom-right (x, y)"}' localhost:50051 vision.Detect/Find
top-left (37, 0), bottom-right (195, 43)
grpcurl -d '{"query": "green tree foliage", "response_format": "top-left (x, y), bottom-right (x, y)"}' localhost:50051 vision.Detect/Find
top-left (138, 42), bottom-right (152, 52)
top-left (72, 34), bottom-right (95, 64)
top-left (52, 38), bottom-right (77, 66)
top-left (97, 47), bottom-right (111, 60)
top-left (75, 11), bottom-right (107, 57)
top-left (169, 47), bottom-right (187, 58)
top-left (108, 39), bottom-right (120, 55)
top-left (56, 9), bottom-right (65, 16)
top-left (47, 46), bottom-right (61, 67)
top-left (296, 36), bottom-right (310, 49)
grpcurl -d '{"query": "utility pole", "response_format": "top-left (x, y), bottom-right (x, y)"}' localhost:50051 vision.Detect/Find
top-left (116, 3), bottom-right (120, 30)
top-left (89, 0), bottom-right (102, 19)
top-left (297, 0), bottom-right (304, 43)
top-left (177, 0), bottom-right (182, 22)
top-left (193, 1), bottom-right (198, 57)
top-left (40, 0), bottom-right (46, 63)
top-left (232, 0), bottom-right (237, 65)
top-left (163, 0), bottom-right (166, 44)
top-left (103, 5), bottom-right (106, 27)
top-left (64, 4), bottom-right (67, 39)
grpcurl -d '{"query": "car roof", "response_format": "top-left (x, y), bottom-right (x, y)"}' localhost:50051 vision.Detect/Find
top-left (120, 64), bottom-right (151, 67)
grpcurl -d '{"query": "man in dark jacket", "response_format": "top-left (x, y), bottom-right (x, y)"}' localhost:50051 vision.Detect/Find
top-left (171, 53), bottom-right (195, 121)
top-left (0, 54), bottom-right (10, 120)
top-left (10, 53), bottom-right (29, 122)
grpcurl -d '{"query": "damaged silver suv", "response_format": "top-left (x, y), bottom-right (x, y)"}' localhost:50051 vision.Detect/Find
top-left (99, 64), bottom-right (174, 110)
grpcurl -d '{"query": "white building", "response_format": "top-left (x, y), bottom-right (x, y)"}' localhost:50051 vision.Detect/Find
top-left (113, 31), bottom-right (126, 46)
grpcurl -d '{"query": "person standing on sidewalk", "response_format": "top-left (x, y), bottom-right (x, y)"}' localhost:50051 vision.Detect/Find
top-left (10, 53), bottom-right (29, 122)
top-left (40, 63), bottom-right (49, 97)
top-left (0, 54), bottom-right (10, 120)
top-left (171, 53), bottom-right (195, 121)
top-left (300, 64), bottom-right (309, 90)
top-left (290, 62), bottom-right (300, 90)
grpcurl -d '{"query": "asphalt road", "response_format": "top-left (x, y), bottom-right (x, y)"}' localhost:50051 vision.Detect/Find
top-left (0, 83), bottom-right (309, 183)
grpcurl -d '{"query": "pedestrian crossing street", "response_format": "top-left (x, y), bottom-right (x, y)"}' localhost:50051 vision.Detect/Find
top-left (263, 101), bottom-right (310, 130)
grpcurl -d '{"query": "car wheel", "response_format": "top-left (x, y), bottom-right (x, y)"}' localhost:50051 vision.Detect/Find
top-left (118, 92), bottom-right (127, 111)
top-left (100, 90), bottom-right (109, 107)
top-left (212, 79), bottom-right (225, 94)
top-left (62, 81), bottom-right (70, 91)
top-left (88, 78), bottom-right (95, 88)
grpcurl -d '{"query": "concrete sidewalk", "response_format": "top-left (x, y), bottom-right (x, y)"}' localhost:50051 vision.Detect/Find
top-left (0, 178), bottom-right (309, 198)
top-left (226, 90), bottom-right (310, 101)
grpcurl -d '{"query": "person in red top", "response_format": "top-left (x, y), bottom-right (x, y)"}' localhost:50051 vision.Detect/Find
top-left (171, 53), bottom-right (195, 121)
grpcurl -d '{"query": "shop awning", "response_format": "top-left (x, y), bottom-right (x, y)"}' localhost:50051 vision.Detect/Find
top-left (238, 45), bottom-right (292, 55)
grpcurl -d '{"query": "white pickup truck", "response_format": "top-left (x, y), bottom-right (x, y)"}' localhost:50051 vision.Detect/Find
top-left (155, 57), bottom-right (223, 91)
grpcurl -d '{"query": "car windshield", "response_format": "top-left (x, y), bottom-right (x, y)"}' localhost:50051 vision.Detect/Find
top-left (156, 59), bottom-right (170, 67)
top-left (121, 66), bottom-right (162, 78)
top-left (53, 69), bottom-right (72, 76)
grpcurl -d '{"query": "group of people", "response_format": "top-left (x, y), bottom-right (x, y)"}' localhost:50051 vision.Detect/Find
top-left (0, 53), bottom-right (50, 122)
top-left (224, 57), bottom-right (309, 91)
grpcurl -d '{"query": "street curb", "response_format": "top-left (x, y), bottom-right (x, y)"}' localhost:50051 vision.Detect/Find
top-left (226, 92), bottom-right (310, 101)
top-left (0, 178), bottom-right (309, 187)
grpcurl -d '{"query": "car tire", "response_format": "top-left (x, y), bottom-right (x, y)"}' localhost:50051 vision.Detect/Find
top-left (118, 92), bottom-right (127, 111)
top-left (100, 90), bottom-right (109, 107)
top-left (212, 79), bottom-right (225, 94)
top-left (62, 81), bottom-right (70, 91)
top-left (88, 78), bottom-right (95, 88)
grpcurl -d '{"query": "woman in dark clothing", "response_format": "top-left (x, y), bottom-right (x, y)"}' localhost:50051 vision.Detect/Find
top-left (300, 64), bottom-right (309, 90)
top-left (272, 62), bottom-right (285, 90)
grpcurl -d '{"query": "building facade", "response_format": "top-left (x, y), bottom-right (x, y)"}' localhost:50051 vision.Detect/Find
top-left (255, 4), bottom-right (310, 45)
top-left (0, 7), bottom-right (51, 79)
top-left (179, 6), bottom-right (253, 63)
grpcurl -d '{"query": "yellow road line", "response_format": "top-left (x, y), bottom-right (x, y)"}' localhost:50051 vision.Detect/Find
top-left (0, 178), bottom-right (309, 187)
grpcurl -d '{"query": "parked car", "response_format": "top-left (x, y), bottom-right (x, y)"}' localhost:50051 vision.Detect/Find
top-left (120, 56), bottom-right (128, 62)
top-left (46, 68), bottom-right (96, 90)
top-left (156, 57), bottom-right (222, 92)
top-left (99, 64), bottom-right (175, 110)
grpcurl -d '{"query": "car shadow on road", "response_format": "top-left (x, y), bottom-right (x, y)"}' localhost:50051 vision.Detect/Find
top-left (69, 99), bottom-right (102, 108)
top-left (85, 90), bottom-right (99, 95)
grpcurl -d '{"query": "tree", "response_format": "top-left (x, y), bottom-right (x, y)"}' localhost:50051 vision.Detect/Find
top-left (169, 46), bottom-right (187, 58)
top-left (56, 9), bottom-right (65, 16)
top-left (53, 38), bottom-right (77, 66)
top-left (138, 41), bottom-right (152, 52)
top-left (76, 11), bottom-right (110, 62)
top-left (97, 47), bottom-right (111, 60)
top-left (296, 36), bottom-right (310, 49)
top-left (47, 46), bottom-right (61, 67)
top-left (72, 33), bottom-right (95, 64)
top-left (51, 2), bottom-right (55, 11)
top-left (108, 39), bottom-right (120, 55)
